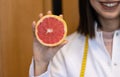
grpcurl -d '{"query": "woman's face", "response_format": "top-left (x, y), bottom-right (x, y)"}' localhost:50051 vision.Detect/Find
top-left (89, 0), bottom-right (120, 20)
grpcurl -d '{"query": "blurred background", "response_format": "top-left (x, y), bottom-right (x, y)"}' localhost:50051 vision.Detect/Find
top-left (0, 0), bottom-right (79, 77)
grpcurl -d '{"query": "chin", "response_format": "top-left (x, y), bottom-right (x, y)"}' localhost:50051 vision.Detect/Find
top-left (100, 12), bottom-right (120, 20)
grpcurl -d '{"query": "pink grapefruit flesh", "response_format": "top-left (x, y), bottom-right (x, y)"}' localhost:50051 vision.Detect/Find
top-left (35, 15), bottom-right (67, 47)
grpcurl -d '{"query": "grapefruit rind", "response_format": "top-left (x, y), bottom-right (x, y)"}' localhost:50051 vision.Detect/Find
top-left (35, 15), bottom-right (67, 47)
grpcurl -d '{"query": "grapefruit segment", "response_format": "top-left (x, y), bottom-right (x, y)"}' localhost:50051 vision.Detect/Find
top-left (35, 15), bottom-right (67, 47)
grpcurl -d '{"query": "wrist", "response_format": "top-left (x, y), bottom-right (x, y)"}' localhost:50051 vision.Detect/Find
top-left (34, 59), bottom-right (49, 76)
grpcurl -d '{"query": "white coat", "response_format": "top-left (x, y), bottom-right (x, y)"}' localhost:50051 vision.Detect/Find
top-left (29, 24), bottom-right (120, 77)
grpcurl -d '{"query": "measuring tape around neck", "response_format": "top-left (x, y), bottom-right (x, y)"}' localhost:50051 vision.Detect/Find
top-left (80, 35), bottom-right (89, 77)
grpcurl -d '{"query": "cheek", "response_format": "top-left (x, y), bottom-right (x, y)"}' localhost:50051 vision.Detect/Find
top-left (89, 0), bottom-right (101, 13)
top-left (89, 0), bottom-right (98, 6)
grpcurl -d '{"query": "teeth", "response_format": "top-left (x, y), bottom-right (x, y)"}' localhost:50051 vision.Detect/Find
top-left (103, 3), bottom-right (117, 7)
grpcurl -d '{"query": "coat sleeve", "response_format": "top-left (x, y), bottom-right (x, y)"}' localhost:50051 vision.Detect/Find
top-left (29, 50), bottom-right (67, 77)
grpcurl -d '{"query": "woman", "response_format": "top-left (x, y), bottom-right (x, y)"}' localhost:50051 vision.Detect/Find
top-left (29, 0), bottom-right (120, 77)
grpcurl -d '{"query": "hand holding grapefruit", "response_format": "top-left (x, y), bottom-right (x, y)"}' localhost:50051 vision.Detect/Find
top-left (32, 11), bottom-right (68, 75)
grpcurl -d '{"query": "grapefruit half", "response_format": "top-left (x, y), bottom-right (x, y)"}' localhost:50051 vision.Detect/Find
top-left (35, 15), bottom-right (67, 47)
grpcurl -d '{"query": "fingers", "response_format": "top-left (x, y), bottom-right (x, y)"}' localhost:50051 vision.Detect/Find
top-left (59, 14), bottom-right (63, 19)
top-left (32, 21), bottom-right (36, 32)
top-left (38, 11), bottom-right (52, 19)
top-left (62, 40), bottom-right (68, 45)
top-left (38, 11), bottom-right (63, 19)
top-left (32, 21), bottom-right (36, 38)
top-left (53, 40), bottom-right (68, 50)
top-left (47, 10), bottom-right (52, 15)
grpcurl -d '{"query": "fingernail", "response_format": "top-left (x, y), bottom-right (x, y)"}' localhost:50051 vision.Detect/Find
top-left (62, 40), bottom-right (68, 45)
top-left (60, 14), bottom-right (63, 16)
top-left (48, 10), bottom-right (52, 14)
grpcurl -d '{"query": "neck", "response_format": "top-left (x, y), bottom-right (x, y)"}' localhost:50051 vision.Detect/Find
top-left (99, 17), bottom-right (120, 32)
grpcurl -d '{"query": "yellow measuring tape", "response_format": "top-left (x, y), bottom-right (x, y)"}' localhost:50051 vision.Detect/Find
top-left (80, 35), bottom-right (89, 77)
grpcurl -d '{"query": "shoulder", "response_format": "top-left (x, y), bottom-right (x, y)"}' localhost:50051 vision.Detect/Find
top-left (61, 32), bottom-right (85, 57)
top-left (65, 31), bottom-right (85, 48)
top-left (66, 32), bottom-right (84, 42)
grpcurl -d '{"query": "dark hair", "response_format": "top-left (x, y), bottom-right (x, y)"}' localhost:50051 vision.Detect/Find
top-left (77, 0), bottom-right (101, 38)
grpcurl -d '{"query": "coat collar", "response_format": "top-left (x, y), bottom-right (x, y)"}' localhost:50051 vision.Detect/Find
top-left (94, 22), bottom-right (120, 39)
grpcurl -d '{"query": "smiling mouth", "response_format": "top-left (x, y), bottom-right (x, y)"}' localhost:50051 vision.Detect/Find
top-left (99, 1), bottom-right (120, 8)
